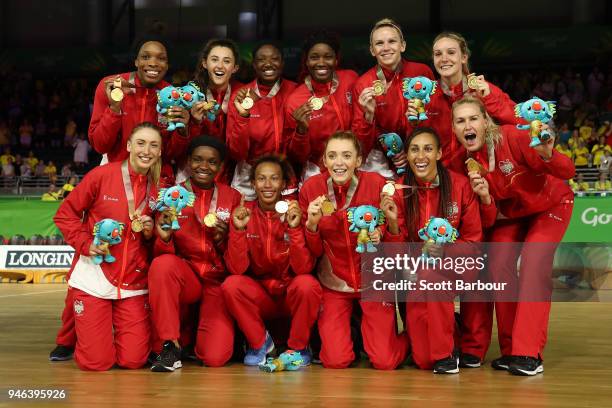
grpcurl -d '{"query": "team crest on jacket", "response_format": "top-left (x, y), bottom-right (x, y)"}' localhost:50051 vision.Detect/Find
top-left (346, 92), bottom-right (352, 105)
top-left (216, 208), bottom-right (230, 222)
top-left (447, 201), bottom-right (459, 218)
top-left (74, 300), bottom-right (84, 316)
top-left (498, 160), bottom-right (515, 175)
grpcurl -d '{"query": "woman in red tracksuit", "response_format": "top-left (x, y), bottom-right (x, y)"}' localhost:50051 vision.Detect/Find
top-left (222, 155), bottom-right (322, 366)
top-left (53, 122), bottom-right (162, 371)
top-left (382, 127), bottom-right (484, 374)
top-left (450, 96), bottom-right (575, 376)
top-left (50, 40), bottom-right (190, 363)
top-left (148, 136), bottom-right (241, 372)
top-left (299, 131), bottom-right (408, 370)
top-left (406, 32), bottom-right (518, 165)
top-left (285, 30), bottom-right (358, 182)
top-left (226, 42), bottom-right (298, 200)
top-left (189, 39), bottom-right (242, 143)
top-left (352, 18), bottom-right (434, 177)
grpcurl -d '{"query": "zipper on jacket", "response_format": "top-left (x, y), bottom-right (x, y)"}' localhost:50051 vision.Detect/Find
top-left (272, 98), bottom-right (280, 153)
top-left (266, 214), bottom-right (273, 262)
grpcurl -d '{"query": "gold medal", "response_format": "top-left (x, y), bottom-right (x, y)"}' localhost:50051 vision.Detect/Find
top-left (111, 78), bottom-right (124, 102)
top-left (275, 200), bottom-right (289, 214)
top-left (321, 200), bottom-right (335, 216)
top-left (203, 213), bottom-right (217, 228)
top-left (382, 183), bottom-right (396, 196)
top-left (466, 158), bottom-right (485, 176)
top-left (372, 80), bottom-right (385, 96)
top-left (309, 97), bottom-right (324, 111)
top-left (467, 73), bottom-right (480, 90)
top-left (131, 218), bottom-right (144, 233)
top-left (241, 96), bottom-right (254, 110)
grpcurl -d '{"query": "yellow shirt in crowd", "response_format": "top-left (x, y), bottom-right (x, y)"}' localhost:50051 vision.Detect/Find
top-left (555, 145), bottom-right (572, 159)
top-left (591, 144), bottom-right (612, 166)
top-left (573, 147), bottom-right (590, 166)
top-left (594, 180), bottom-right (612, 191)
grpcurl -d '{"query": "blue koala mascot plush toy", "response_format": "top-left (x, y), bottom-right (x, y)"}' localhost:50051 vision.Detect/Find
top-left (347, 205), bottom-right (385, 253)
top-left (156, 85), bottom-right (185, 131)
top-left (378, 132), bottom-right (406, 175)
top-left (179, 81), bottom-right (205, 110)
top-left (418, 216), bottom-right (458, 264)
top-left (259, 349), bottom-right (304, 373)
top-left (155, 185), bottom-right (196, 230)
top-left (401, 76), bottom-right (437, 121)
top-left (514, 97), bottom-right (556, 147)
top-left (92, 219), bottom-right (125, 265)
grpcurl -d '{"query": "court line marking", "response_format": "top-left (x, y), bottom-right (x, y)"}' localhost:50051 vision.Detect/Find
top-left (0, 289), bottom-right (66, 299)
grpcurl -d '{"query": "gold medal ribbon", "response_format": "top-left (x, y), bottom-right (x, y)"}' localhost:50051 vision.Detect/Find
top-left (375, 62), bottom-right (403, 95)
top-left (253, 79), bottom-right (282, 99)
top-left (121, 160), bottom-right (152, 230)
top-left (325, 175), bottom-right (359, 213)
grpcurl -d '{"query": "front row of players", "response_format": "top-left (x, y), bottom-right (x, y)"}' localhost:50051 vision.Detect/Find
top-left (52, 95), bottom-right (574, 375)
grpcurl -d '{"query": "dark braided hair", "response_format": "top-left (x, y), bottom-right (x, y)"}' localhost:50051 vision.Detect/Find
top-left (403, 127), bottom-right (452, 241)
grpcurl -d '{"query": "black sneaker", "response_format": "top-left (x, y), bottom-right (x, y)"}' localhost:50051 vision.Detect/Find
top-left (151, 341), bottom-right (182, 372)
top-left (147, 351), bottom-right (159, 365)
top-left (49, 345), bottom-right (73, 361)
top-left (459, 353), bottom-right (481, 368)
top-left (491, 355), bottom-right (514, 371)
top-left (433, 355), bottom-right (459, 374)
top-left (508, 356), bottom-right (543, 376)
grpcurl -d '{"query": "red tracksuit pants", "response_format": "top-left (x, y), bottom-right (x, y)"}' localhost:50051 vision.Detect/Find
top-left (148, 254), bottom-right (234, 367)
top-left (319, 287), bottom-right (408, 370)
top-left (72, 289), bottom-right (150, 371)
top-left (55, 287), bottom-right (76, 347)
top-left (460, 196), bottom-right (573, 359)
top-left (222, 274), bottom-right (322, 350)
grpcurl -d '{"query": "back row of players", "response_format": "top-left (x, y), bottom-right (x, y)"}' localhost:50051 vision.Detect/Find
top-left (50, 18), bottom-right (575, 376)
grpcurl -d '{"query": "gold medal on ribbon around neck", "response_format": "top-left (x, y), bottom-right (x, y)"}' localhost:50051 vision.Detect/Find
top-left (321, 200), bottom-right (335, 216)
top-left (131, 218), bottom-right (144, 233)
top-left (203, 213), bottom-right (217, 228)
top-left (275, 200), bottom-right (289, 214)
top-left (241, 96), bottom-right (254, 110)
top-left (372, 80), bottom-right (385, 96)
top-left (111, 78), bottom-right (124, 102)
top-left (309, 97), bottom-right (324, 111)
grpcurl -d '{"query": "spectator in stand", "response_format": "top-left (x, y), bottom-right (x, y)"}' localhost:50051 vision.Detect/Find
top-left (572, 139), bottom-right (590, 168)
top-left (61, 163), bottom-right (75, 177)
top-left (73, 133), bottom-right (91, 170)
top-left (35, 160), bottom-right (46, 177)
top-left (594, 172), bottom-right (612, 191)
top-left (59, 176), bottom-right (77, 198)
top-left (20, 161), bottom-right (32, 179)
top-left (34, 115), bottom-right (47, 149)
top-left (587, 66), bottom-right (604, 103)
top-left (41, 184), bottom-right (60, 201)
top-left (555, 141), bottom-right (572, 159)
top-left (19, 118), bottom-right (33, 149)
top-left (592, 135), bottom-right (612, 167)
top-left (64, 115), bottom-right (77, 148)
top-left (26, 151), bottom-right (39, 172)
top-left (13, 154), bottom-right (23, 176)
top-left (568, 129), bottom-right (582, 149)
top-left (569, 173), bottom-right (591, 192)
top-left (44, 160), bottom-right (57, 180)
top-left (29, 234), bottom-right (47, 245)
top-left (0, 147), bottom-right (15, 176)
top-left (599, 151), bottom-right (611, 175)
top-left (0, 120), bottom-right (10, 147)
top-left (9, 235), bottom-right (27, 245)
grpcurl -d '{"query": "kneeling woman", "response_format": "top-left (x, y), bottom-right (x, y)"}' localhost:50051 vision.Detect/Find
top-left (53, 122), bottom-right (162, 371)
top-left (299, 131), bottom-right (408, 369)
top-left (223, 155), bottom-right (322, 365)
top-left (382, 127), bottom-right (483, 374)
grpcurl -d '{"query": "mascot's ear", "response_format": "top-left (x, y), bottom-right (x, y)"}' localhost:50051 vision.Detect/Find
top-left (431, 80), bottom-right (437, 95)
top-left (93, 221), bottom-right (102, 236)
top-left (514, 103), bottom-right (522, 117)
top-left (418, 228), bottom-right (427, 239)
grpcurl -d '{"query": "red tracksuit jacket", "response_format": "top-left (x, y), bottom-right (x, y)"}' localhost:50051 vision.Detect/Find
top-left (449, 125), bottom-right (575, 219)
top-left (388, 170), bottom-right (483, 244)
top-left (407, 81), bottom-right (518, 165)
top-left (352, 60), bottom-right (434, 156)
top-left (224, 201), bottom-right (314, 294)
top-left (88, 72), bottom-right (190, 163)
top-left (54, 161), bottom-right (158, 291)
top-left (153, 181), bottom-right (241, 283)
top-left (285, 70), bottom-right (358, 166)
top-left (226, 79), bottom-right (298, 162)
top-left (187, 80), bottom-right (243, 144)
top-left (298, 171), bottom-right (389, 292)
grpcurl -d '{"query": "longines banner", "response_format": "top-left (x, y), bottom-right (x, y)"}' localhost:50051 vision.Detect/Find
top-left (0, 245), bottom-right (74, 270)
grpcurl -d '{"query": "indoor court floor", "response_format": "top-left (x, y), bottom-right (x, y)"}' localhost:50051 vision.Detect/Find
top-left (0, 284), bottom-right (611, 407)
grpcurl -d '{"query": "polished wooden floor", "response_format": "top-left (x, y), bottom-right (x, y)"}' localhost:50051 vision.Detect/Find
top-left (0, 284), bottom-right (611, 408)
